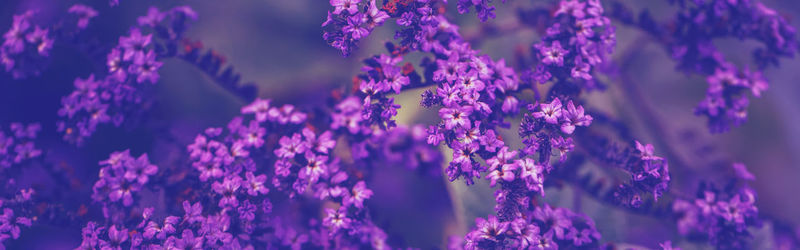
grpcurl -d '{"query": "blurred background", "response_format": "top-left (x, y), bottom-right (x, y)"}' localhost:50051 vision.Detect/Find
top-left (1, 0), bottom-right (799, 248)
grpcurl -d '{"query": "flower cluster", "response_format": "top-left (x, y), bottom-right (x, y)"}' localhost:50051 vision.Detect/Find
top-left (530, 0), bottom-right (616, 87)
top-left (1, 11), bottom-right (53, 79)
top-left (612, 0), bottom-right (797, 133)
top-left (57, 6), bottom-right (197, 145)
top-left (1, 4), bottom-right (99, 80)
top-left (463, 205), bottom-right (601, 249)
top-left (0, 189), bottom-right (35, 246)
top-left (79, 201), bottom-right (240, 249)
top-left (520, 98), bottom-right (592, 163)
top-left (91, 150), bottom-right (158, 208)
top-left (0, 123), bottom-right (41, 170)
top-left (187, 97), bottom-right (393, 248)
top-left (673, 164), bottom-right (759, 249)
top-left (368, 124), bottom-right (443, 175)
top-left (455, 0), bottom-right (504, 23)
top-left (322, 0), bottom-right (391, 56)
top-left (612, 141), bottom-right (671, 208)
top-left (695, 64), bottom-right (768, 133)
top-left (0, 0), bottom-right (796, 249)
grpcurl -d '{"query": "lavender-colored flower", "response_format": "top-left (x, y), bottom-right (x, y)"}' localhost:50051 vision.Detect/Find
top-left (100, 225), bottom-right (128, 249)
top-left (473, 215), bottom-right (508, 241)
top-left (122, 154), bottom-right (157, 185)
top-left (330, 0), bottom-right (361, 15)
top-left (560, 100), bottom-right (592, 134)
top-left (137, 7), bottom-right (165, 27)
top-left (323, 207), bottom-right (351, 232)
top-left (539, 41), bottom-right (568, 66)
top-left (212, 175), bottom-right (242, 208)
top-left (440, 106), bottom-right (473, 130)
top-left (243, 171), bottom-right (269, 196)
top-left (275, 133), bottom-right (306, 159)
top-left (241, 98), bottom-right (271, 122)
top-left (119, 28), bottom-right (152, 61)
top-left (302, 128), bottom-right (336, 154)
top-left (533, 98), bottom-right (562, 124)
top-left (130, 50), bottom-right (163, 84)
top-left (518, 158), bottom-right (545, 194)
top-left (344, 181), bottom-right (373, 209)
top-left (69, 5), bottom-right (98, 29)
top-left (300, 153), bottom-right (328, 184)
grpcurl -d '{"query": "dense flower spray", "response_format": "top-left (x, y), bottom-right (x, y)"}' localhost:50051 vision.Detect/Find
top-left (0, 0), bottom-right (797, 249)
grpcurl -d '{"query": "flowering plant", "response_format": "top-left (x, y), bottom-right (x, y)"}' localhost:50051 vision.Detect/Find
top-left (0, 0), bottom-right (798, 249)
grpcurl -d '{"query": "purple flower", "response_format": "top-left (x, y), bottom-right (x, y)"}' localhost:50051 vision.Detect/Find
top-left (130, 50), bottom-right (163, 84)
top-left (634, 141), bottom-right (661, 161)
top-left (173, 230), bottom-right (203, 249)
top-left (330, 0), bottom-right (361, 15)
top-left (25, 26), bottom-right (53, 56)
top-left (383, 65), bottom-right (410, 94)
top-left (434, 55), bottom-right (465, 83)
top-left (539, 41), bottom-right (568, 66)
top-left (365, 0), bottom-right (389, 27)
top-left (183, 201), bottom-right (204, 223)
top-left (302, 128), bottom-right (336, 154)
top-left (551, 136), bottom-right (574, 163)
top-left (275, 133), bottom-right (307, 159)
top-left (267, 104), bottom-right (307, 124)
top-left (69, 4), bottom-right (99, 29)
top-left (344, 181), bottom-right (373, 209)
top-left (143, 216), bottom-right (179, 240)
top-left (241, 98), bottom-right (271, 122)
top-left (12, 142), bottom-right (41, 163)
top-left (472, 215), bottom-right (508, 241)
top-left (101, 225), bottom-right (128, 249)
top-left (137, 7), bottom-right (164, 27)
top-left (560, 100), bottom-right (592, 134)
top-left (244, 171), bottom-right (269, 196)
top-left (533, 98), bottom-right (562, 124)
top-left (119, 28), bottom-right (152, 60)
top-left (239, 120), bottom-right (266, 148)
top-left (486, 160), bottom-right (517, 187)
top-left (2, 12), bottom-right (32, 54)
top-left (108, 179), bottom-right (136, 206)
top-left (332, 97), bottom-right (365, 134)
top-left (323, 207), bottom-right (352, 232)
top-left (106, 48), bottom-right (127, 82)
top-left (212, 175), bottom-right (242, 208)
top-left (439, 106), bottom-right (473, 130)
top-left (0, 208), bottom-right (32, 239)
top-left (533, 205), bottom-right (572, 239)
top-left (555, 0), bottom-right (587, 19)
top-left (732, 163), bottom-right (755, 181)
top-left (123, 153), bottom-right (157, 185)
top-left (344, 14), bottom-right (369, 40)
top-left (518, 158), bottom-right (545, 194)
top-left (300, 153), bottom-right (328, 184)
